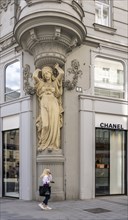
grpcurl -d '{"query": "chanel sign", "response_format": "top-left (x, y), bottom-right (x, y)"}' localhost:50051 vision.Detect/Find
top-left (100, 123), bottom-right (123, 130)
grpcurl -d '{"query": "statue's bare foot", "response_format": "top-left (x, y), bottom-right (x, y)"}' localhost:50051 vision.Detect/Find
top-left (37, 147), bottom-right (42, 153)
top-left (47, 146), bottom-right (53, 152)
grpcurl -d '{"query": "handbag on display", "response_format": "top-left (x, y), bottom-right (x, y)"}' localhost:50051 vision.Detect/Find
top-left (39, 184), bottom-right (51, 196)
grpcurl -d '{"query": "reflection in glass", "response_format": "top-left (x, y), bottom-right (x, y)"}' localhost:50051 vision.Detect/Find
top-left (95, 0), bottom-right (110, 26)
top-left (5, 61), bottom-right (20, 101)
top-left (95, 129), bottom-right (110, 195)
top-left (94, 57), bottom-right (125, 99)
top-left (3, 130), bottom-right (19, 198)
top-left (95, 128), bottom-right (126, 196)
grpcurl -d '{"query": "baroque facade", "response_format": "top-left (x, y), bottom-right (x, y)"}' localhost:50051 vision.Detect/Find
top-left (0, 0), bottom-right (128, 201)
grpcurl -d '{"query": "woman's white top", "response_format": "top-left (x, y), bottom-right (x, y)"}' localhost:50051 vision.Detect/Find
top-left (42, 174), bottom-right (52, 185)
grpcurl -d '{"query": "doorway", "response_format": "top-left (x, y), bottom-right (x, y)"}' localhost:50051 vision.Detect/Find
top-left (3, 129), bottom-right (19, 198)
top-left (95, 128), bottom-right (126, 196)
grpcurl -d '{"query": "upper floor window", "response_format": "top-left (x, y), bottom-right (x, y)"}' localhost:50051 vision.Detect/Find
top-left (95, 0), bottom-right (111, 26)
top-left (94, 57), bottom-right (125, 99)
top-left (5, 61), bottom-right (20, 101)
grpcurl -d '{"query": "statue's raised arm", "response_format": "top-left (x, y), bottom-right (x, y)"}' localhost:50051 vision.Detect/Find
top-left (33, 64), bottom-right (64, 152)
top-left (54, 63), bottom-right (64, 81)
top-left (33, 68), bottom-right (42, 83)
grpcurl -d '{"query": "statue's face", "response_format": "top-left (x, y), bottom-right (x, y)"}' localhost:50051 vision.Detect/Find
top-left (43, 70), bottom-right (52, 81)
top-left (42, 67), bottom-right (52, 81)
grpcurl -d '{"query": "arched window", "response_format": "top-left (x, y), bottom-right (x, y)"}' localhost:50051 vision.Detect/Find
top-left (5, 61), bottom-right (20, 101)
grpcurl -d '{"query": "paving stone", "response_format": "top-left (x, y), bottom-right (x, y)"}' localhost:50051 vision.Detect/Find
top-left (0, 196), bottom-right (128, 220)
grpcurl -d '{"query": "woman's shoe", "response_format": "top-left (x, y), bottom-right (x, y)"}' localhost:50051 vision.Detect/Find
top-left (46, 206), bottom-right (52, 210)
top-left (38, 203), bottom-right (45, 210)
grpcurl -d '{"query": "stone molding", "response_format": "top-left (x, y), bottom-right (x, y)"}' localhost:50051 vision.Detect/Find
top-left (24, 0), bottom-right (84, 20)
top-left (0, 0), bottom-right (11, 11)
top-left (14, 1), bottom-right (87, 67)
top-left (0, 36), bottom-right (16, 51)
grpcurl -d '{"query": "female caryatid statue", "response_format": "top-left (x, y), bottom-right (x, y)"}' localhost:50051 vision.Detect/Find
top-left (33, 64), bottom-right (64, 152)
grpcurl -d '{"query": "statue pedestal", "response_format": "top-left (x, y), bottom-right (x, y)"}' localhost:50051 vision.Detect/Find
top-left (36, 148), bottom-right (65, 201)
top-left (36, 148), bottom-right (64, 163)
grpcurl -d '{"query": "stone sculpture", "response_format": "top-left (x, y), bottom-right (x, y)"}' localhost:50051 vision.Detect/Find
top-left (33, 64), bottom-right (64, 152)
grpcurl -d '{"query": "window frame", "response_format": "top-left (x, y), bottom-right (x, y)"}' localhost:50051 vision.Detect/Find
top-left (2, 129), bottom-right (20, 198)
top-left (94, 56), bottom-right (126, 100)
top-left (95, 0), bottom-right (112, 27)
top-left (4, 60), bottom-right (21, 102)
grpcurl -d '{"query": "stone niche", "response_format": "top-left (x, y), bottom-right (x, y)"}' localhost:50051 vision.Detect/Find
top-left (14, 0), bottom-right (87, 68)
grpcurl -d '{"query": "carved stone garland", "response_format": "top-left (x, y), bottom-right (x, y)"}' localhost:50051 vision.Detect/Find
top-left (0, 0), bottom-right (11, 11)
top-left (63, 59), bottom-right (83, 90)
top-left (23, 64), bottom-right (36, 95)
top-left (25, 0), bottom-right (32, 6)
top-left (23, 60), bottom-right (82, 95)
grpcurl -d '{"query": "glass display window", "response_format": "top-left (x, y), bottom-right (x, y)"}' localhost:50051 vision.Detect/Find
top-left (3, 129), bottom-right (19, 198)
top-left (95, 128), bottom-right (127, 196)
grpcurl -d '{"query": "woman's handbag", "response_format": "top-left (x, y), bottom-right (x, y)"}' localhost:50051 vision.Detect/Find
top-left (39, 184), bottom-right (51, 196)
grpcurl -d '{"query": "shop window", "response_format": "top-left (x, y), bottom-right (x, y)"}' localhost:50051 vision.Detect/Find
top-left (95, 0), bottom-right (111, 26)
top-left (3, 129), bottom-right (19, 198)
top-left (5, 61), bottom-right (20, 101)
top-left (95, 128), bottom-right (126, 196)
top-left (94, 57), bottom-right (125, 99)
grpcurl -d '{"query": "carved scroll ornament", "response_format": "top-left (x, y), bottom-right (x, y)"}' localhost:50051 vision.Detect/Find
top-left (0, 0), bottom-right (11, 11)
top-left (0, 37), bottom-right (15, 51)
top-left (23, 64), bottom-right (35, 95)
top-left (25, 0), bottom-right (32, 6)
top-left (63, 59), bottom-right (83, 90)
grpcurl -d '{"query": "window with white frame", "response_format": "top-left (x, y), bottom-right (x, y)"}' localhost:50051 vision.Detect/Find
top-left (94, 57), bottom-right (125, 99)
top-left (5, 61), bottom-right (20, 101)
top-left (95, 0), bottom-right (111, 26)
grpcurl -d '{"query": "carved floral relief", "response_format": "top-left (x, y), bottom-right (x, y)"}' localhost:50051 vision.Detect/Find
top-left (23, 64), bottom-right (35, 95)
top-left (63, 59), bottom-right (83, 90)
top-left (0, 37), bottom-right (15, 51)
top-left (0, 0), bottom-right (11, 11)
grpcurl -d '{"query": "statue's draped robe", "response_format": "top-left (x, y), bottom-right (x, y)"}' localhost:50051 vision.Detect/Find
top-left (35, 77), bottom-right (63, 151)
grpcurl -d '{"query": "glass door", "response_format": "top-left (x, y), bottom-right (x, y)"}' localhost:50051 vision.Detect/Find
top-left (95, 128), bottom-right (126, 196)
top-left (110, 130), bottom-right (125, 194)
top-left (3, 130), bottom-right (19, 198)
top-left (95, 129), bottom-right (110, 195)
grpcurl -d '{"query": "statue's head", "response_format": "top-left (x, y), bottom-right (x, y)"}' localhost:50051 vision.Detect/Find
top-left (42, 66), bottom-right (55, 81)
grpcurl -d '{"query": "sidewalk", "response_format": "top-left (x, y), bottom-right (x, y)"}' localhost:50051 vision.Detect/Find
top-left (0, 196), bottom-right (128, 220)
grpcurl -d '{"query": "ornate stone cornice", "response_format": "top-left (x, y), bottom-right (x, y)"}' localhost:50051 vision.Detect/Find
top-left (14, 1), bottom-right (87, 67)
top-left (0, 36), bottom-right (16, 51)
top-left (0, 0), bottom-right (11, 11)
